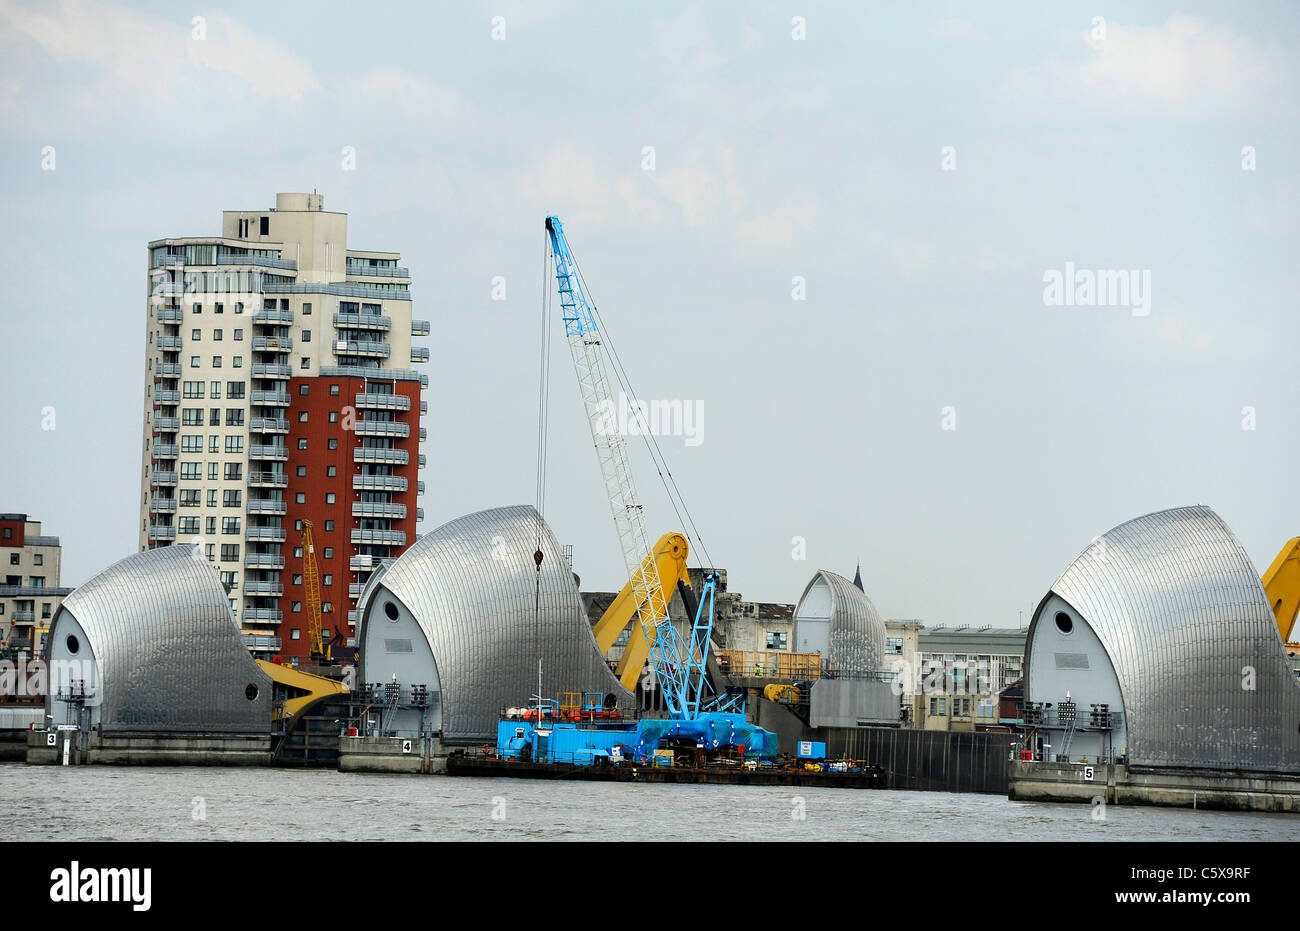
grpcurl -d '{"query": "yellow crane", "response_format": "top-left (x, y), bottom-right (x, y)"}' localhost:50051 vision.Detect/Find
top-left (1263, 537), bottom-right (1300, 648)
top-left (301, 520), bottom-right (326, 662)
top-left (592, 532), bottom-right (692, 691)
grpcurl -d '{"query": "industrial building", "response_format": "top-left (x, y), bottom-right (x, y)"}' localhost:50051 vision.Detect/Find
top-left (355, 505), bottom-right (629, 744)
top-left (139, 192), bottom-right (430, 663)
top-left (0, 514), bottom-right (71, 655)
top-left (43, 545), bottom-right (272, 742)
top-left (1011, 505), bottom-right (1300, 810)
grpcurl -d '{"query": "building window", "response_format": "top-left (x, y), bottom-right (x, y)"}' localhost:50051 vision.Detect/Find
top-left (325, 493), bottom-right (336, 505)
top-left (192, 303), bottom-right (201, 314)
top-left (182, 408), bottom-right (203, 426)
top-left (323, 547), bottom-right (333, 559)
top-left (328, 411), bottom-right (338, 423)
top-left (765, 631), bottom-right (788, 650)
top-left (326, 466), bottom-right (336, 477)
top-left (322, 574), bottom-right (332, 587)
top-left (208, 462), bottom-right (219, 480)
top-left (323, 520), bottom-right (334, 532)
top-left (299, 385), bottom-right (309, 396)
top-left (181, 435), bottom-right (203, 452)
top-left (221, 517), bottom-right (240, 535)
top-left (212, 356), bottom-right (222, 368)
top-left (183, 381), bottom-right (204, 398)
top-left (178, 517), bottom-right (200, 534)
top-left (298, 411), bottom-right (308, 423)
top-left (234, 329), bottom-right (243, 341)
top-left (293, 547), bottom-right (303, 558)
top-left (210, 382), bottom-right (221, 399)
top-left (220, 544), bottom-right (239, 561)
top-left (300, 357), bottom-right (310, 370)
top-left (295, 493), bottom-right (306, 504)
top-left (291, 629), bottom-right (301, 640)
top-left (225, 436), bottom-right (243, 454)
top-left (327, 438), bottom-right (338, 450)
top-left (213, 329), bottom-right (223, 341)
top-left (206, 517), bottom-right (217, 535)
top-left (191, 329), bottom-right (201, 340)
top-left (180, 462), bottom-right (202, 480)
top-left (41, 604), bottom-right (51, 619)
top-left (302, 302), bottom-right (311, 315)
top-left (302, 330), bottom-right (311, 342)
top-left (259, 216), bottom-right (269, 235)
top-left (291, 601), bottom-right (302, 613)
top-left (294, 520), bottom-right (303, 532)
top-left (296, 466), bottom-right (307, 477)
top-left (180, 489), bottom-right (200, 507)
top-left (33, 553), bottom-right (43, 567)
top-left (190, 356), bottom-right (200, 368)
top-left (225, 409), bottom-right (244, 426)
top-left (209, 436), bottom-right (220, 452)
top-left (232, 356), bottom-right (242, 368)
top-left (222, 490), bottom-right (241, 508)
top-left (297, 438), bottom-right (308, 450)
top-left (329, 384), bottom-right (339, 396)
top-left (8, 554), bottom-right (17, 565)
top-left (224, 463), bottom-right (242, 481)
top-left (209, 408), bottom-right (220, 426)
top-left (886, 637), bottom-right (903, 655)
top-left (215, 302), bottom-right (223, 315)
top-left (227, 381), bottom-right (245, 399)
top-left (292, 574), bottom-right (303, 586)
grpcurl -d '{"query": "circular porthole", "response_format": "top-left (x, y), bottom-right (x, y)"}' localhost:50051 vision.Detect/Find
top-left (1054, 612), bottom-right (1073, 634)
top-left (65, 634), bottom-right (80, 655)
top-left (245, 684), bottom-right (259, 701)
top-left (384, 601), bottom-right (399, 622)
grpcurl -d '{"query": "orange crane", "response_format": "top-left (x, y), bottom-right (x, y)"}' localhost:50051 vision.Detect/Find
top-left (1263, 537), bottom-right (1300, 650)
top-left (301, 520), bottom-right (326, 662)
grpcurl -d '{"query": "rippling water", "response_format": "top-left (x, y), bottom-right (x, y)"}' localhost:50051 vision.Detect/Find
top-left (6, 763), bottom-right (1294, 841)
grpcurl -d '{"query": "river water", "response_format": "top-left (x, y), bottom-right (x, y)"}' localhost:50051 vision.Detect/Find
top-left (5, 764), bottom-right (1294, 841)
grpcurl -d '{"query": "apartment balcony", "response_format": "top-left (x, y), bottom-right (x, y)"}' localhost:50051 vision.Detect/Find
top-left (247, 471), bottom-right (288, 488)
top-left (249, 418), bottom-right (289, 434)
top-left (420, 400), bottom-right (428, 414)
top-left (250, 391), bottom-right (291, 407)
top-left (151, 443), bottom-right (179, 459)
top-left (150, 497), bottom-right (177, 513)
top-left (411, 319), bottom-right (431, 336)
top-left (345, 262), bottom-right (409, 278)
top-left (333, 339), bottom-right (390, 359)
top-left (242, 608), bottom-right (283, 623)
top-left (347, 611), bottom-right (358, 625)
top-left (333, 312), bottom-right (391, 331)
top-left (355, 393), bottom-right (410, 411)
top-left (349, 554), bottom-right (386, 572)
top-left (353, 448), bottom-right (408, 466)
top-left (252, 336), bottom-right (293, 352)
top-left (252, 308), bottom-right (294, 325)
top-left (151, 470), bottom-right (178, 486)
top-left (418, 428), bottom-right (427, 441)
top-left (252, 363), bottom-right (292, 379)
top-left (350, 529), bottom-right (406, 546)
top-left (249, 444), bottom-right (289, 461)
top-left (354, 420), bottom-right (409, 439)
top-left (152, 416), bottom-right (180, 432)
top-left (245, 526), bottom-right (287, 542)
top-left (418, 454), bottom-right (426, 467)
top-left (154, 363), bottom-right (181, 376)
top-left (156, 335), bottom-right (182, 350)
top-left (242, 634), bottom-right (281, 651)
top-left (148, 524), bottom-right (176, 540)
top-left (416, 507), bottom-right (424, 520)
top-left (417, 481), bottom-right (425, 495)
top-left (154, 389), bottom-right (180, 404)
top-left (246, 499), bottom-right (287, 515)
top-left (157, 308), bottom-right (184, 323)
top-left (11, 611), bottom-right (35, 624)
top-left (352, 501), bottom-right (406, 520)
top-left (410, 346), bottom-right (430, 362)
top-left (243, 581), bottom-right (284, 597)
top-left (352, 474), bottom-right (406, 492)
top-left (215, 252), bottom-right (296, 271)
top-left (244, 553), bottom-right (286, 570)
top-left (348, 582), bottom-right (364, 599)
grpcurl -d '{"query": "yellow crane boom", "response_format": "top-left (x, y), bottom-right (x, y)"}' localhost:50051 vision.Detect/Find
top-left (593, 532), bottom-right (692, 691)
top-left (301, 520), bottom-right (325, 660)
top-left (1263, 537), bottom-right (1300, 647)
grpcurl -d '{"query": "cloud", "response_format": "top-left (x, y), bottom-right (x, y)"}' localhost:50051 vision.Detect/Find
top-left (736, 203), bottom-right (815, 249)
top-left (936, 18), bottom-right (987, 42)
top-left (187, 12), bottom-right (316, 101)
top-left (1000, 16), bottom-right (1297, 120)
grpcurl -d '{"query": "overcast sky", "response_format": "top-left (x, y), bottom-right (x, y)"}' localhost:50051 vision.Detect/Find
top-left (1, 1), bottom-right (1295, 628)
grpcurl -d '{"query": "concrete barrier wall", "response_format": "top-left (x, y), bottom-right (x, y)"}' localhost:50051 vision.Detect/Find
top-left (26, 729), bottom-right (270, 766)
top-left (1010, 760), bottom-right (1300, 812)
top-left (819, 726), bottom-right (1013, 794)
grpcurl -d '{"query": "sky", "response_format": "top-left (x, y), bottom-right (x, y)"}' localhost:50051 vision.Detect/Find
top-left (0, 0), bottom-right (1295, 629)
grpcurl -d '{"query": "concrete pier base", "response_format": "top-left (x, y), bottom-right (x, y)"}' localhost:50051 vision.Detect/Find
top-left (337, 735), bottom-right (446, 774)
top-left (1009, 761), bottom-right (1300, 813)
top-left (25, 729), bottom-right (270, 766)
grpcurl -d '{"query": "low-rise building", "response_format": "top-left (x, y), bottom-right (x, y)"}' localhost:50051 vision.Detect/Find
top-left (0, 514), bottom-right (72, 655)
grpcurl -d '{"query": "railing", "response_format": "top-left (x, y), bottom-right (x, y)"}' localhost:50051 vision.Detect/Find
top-left (148, 525), bottom-right (176, 540)
top-left (151, 444), bottom-right (178, 458)
top-left (151, 470), bottom-right (178, 485)
top-left (352, 474), bottom-right (406, 491)
top-left (242, 634), bottom-right (282, 651)
top-left (157, 308), bottom-right (184, 323)
top-left (334, 312), bottom-right (392, 331)
top-left (241, 609), bottom-right (283, 622)
top-left (334, 340), bottom-right (391, 358)
top-left (154, 363), bottom-right (181, 376)
top-left (252, 336), bottom-right (293, 351)
top-left (354, 420), bottom-right (409, 438)
top-left (348, 583), bottom-right (364, 599)
top-left (252, 363), bottom-right (291, 378)
top-left (346, 262), bottom-right (409, 277)
top-left (410, 346), bottom-right (430, 362)
top-left (252, 309), bottom-right (293, 325)
top-left (352, 502), bottom-right (406, 519)
top-left (249, 445), bottom-right (289, 460)
top-left (245, 527), bottom-right (286, 542)
top-left (250, 391), bottom-right (291, 406)
top-left (154, 390), bottom-right (180, 403)
top-left (417, 481), bottom-right (425, 494)
top-left (349, 555), bottom-right (395, 572)
top-left (149, 497), bottom-right (177, 512)
top-left (249, 418), bottom-right (289, 433)
top-left (11, 611), bottom-right (35, 623)
top-left (152, 417), bottom-right (180, 431)
top-left (320, 365), bottom-right (423, 383)
top-left (353, 448), bottom-right (407, 465)
top-left (215, 252), bottom-right (297, 270)
top-left (350, 529), bottom-right (406, 546)
top-left (411, 320), bottom-right (431, 336)
top-left (261, 281), bottom-right (410, 300)
top-left (246, 499), bottom-right (287, 515)
top-left (0, 586), bottom-right (71, 598)
top-left (355, 393), bottom-right (409, 410)
top-left (246, 471), bottom-right (288, 487)
top-left (156, 336), bottom-right (182, 349)
top-left (714, 649), bottom-right (826, 680)
top-left (244, 554), bottom-right (286, 569)
top-left (243, 581), bottom-right (284, 596)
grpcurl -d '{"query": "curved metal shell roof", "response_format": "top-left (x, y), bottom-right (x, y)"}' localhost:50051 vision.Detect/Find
top-left (49, 545), bottom-right (272, 732)
top-left (796, 570), bottom-right (887, 673)
top-left (1029, 505), bottom-right (1300, 772)
top-left (359, 505), bottom-right (628, 741)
